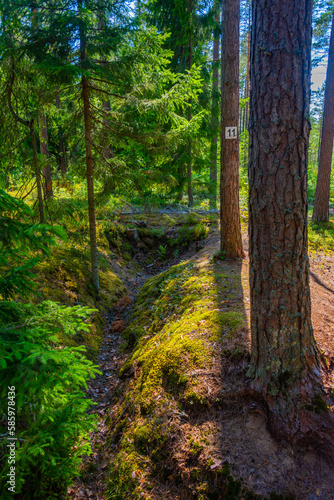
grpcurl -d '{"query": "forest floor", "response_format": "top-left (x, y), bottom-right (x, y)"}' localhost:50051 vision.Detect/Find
top-left (67, 213), bottom-right (334, 500)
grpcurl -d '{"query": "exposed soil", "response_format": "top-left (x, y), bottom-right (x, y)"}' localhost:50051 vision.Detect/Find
top-left (68, 220), bottom-right (334, 500)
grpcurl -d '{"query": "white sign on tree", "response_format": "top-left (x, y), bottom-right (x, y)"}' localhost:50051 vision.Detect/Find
top-left (225, 127), bottom-right (238, 139)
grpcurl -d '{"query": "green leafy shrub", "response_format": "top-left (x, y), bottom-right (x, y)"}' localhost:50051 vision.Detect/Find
top-left (0, 188), bottom-right (67, 300)
top-left (0, 190), bottom-right (100, 497)
top-left (0, 302), bottom-right (100, 497)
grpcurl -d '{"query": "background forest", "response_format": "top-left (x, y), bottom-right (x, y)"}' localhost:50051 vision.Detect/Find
top-left (1, 0), bottom-right (334, 499)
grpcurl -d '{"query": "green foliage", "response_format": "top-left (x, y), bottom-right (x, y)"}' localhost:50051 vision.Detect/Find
top-left (157, 244), bottom-right (168, 259)
top-left (313, 0), bottom-right (334, 60)
top-left (0, 301), bottom-right (100, 497)
top-left (0, 191), bottom-right (100, 497)
top-left (0, 189), bottom-right (66, 299)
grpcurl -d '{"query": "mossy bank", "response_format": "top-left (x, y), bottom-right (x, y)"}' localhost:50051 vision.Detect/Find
top-left (105, 249), bottom-right (257, 500)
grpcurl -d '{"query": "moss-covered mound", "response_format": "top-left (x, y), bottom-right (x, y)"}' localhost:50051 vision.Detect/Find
top-left (35, 228), bottom-right (127, 357)
top-left (104, 213), bottom-right (211, 264)
top-left (308, 218), bottom-right (334, 254)
top-left (106, 254), bottom-right (255, 499)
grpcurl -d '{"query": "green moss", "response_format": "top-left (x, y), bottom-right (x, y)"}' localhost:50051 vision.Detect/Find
top-left (308, 219), bottom-right (334, 253)
top-left (176, 212), bottom-right (204, 225)
top-left (133, 424), bottom-right (152, 453)
top-left (190, 468), bottom-right (201, 480)
top-left (215, 463), bottom-right (243, 498)
top-left (184, 388), bottom-right (208, 407)
top-left (110, 255), bottom-right (248, 498)
top-left (189, 439), bottom-right (204, 456)
top-left (306, 394), bottom-right (329, 413)
top-left (107, 451), bottom-right (144, 500)
top-left (120, 260), bottom-right (247, 413)
top-left (170, 222), bottom-right (208, 248)
top-left (133, 420), bottom-right (167, 458)
top-left (35, 229), bottom-right (127, 357)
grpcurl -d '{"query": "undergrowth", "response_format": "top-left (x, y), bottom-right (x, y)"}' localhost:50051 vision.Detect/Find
top-left (0, 190), bottom-right (102, 498)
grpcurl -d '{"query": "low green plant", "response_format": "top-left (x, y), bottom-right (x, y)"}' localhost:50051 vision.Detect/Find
top-left (170, 222), bottom-right (208, 248)
top-left (157, 244), bottom-right (168, 259)
top-left (0, 190), bottom-right (100, 497)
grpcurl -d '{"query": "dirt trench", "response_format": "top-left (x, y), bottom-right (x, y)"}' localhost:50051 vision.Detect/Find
top-left (68, 214), bottom-right (217, 500)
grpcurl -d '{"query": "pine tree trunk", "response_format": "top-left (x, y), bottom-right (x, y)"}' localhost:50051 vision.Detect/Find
top-left (312, 8), bottom-right (334, 222)
top-left (55, 94), bottom-right (67, 175)
top-left (39, 112), bottom-right (53, 199)
top-left (102, 99), bottom-right (113, 160)
top-left (187, 0), bottom-right (194, 208)
top-left (98, 11), bottom-right (113, 163)
top-left (82, 77), bottom-right (100, 295)
top-left (220, 0), bottom-right (244, 258)
top-left (244, 2), bottom-right (251, 129)
top-left (30, 120), bottom-right (45, 224)
top-left (248, 0), bottom-right (320, 410)
top-left (79, 0), bottom-right (100, 295)
top-left (209, 3), bottom-right (220, 210)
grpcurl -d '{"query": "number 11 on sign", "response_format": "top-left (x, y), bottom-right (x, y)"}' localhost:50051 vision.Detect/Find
top-left (225, 127), bottom-right (237, 139)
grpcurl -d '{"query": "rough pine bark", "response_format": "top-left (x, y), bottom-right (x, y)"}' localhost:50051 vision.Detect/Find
top-left (312, 8), bottom-right (334, 222)
top-left (102, 99), bottom-right (113, 160)
top-left (32, 7), bottom-right (52, 199)
top-left (244, 2), bottom-right (251, 129)
top-left (187, 0), bottom-right (194, 207)
top-left (248, 0), bottom-right (321, 413)
top-left (55, 94), bottom-right (67, 175)
top-left (209, 3), bottom-right (220, 210)
top-left (79, 0), bottom-right (100, 294)
top-left (82, 79), bottom-right (100, 294)
top-left (39, 112), bottom-right (53, 199)
top-left (220, 0), bottom-right (244, 258)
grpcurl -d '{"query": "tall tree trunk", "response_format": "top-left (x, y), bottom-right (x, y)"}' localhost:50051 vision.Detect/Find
top-left (187, 0), bottom-right (194, 207)
top-left (99, 99), bottom-right (116, 196)
top-left (7, 61), bottom-right (45, 224)
top-left (39, 112), bottom-right (53, 199)
top-left (244, 0), bottom-right (251, 129)
top-left (312, 8), bottom-right (334, 222)
top-left (30, 120), bottom-right (45, 224)
top-left (82, 79), bottom-right (100, 294)
top-left (248, 0), bottom-right (320, 418)
top-left (97, 10), bottom-right (113, 163)
top-left (32, 6), bottom-right (53, 199)
top-left (79, 0), bottom-right (100, 295)
top-left (220, 0), bottom-right (244, 258)
top-left (102, 100), bottom-right (113, 160)
top-left (209, 2), bottom-right (220, 210)
top-left (55, 94), bottom-right (67, 175)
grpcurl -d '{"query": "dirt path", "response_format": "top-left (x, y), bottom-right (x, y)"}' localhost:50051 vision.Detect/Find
top-left (68, 226), bottom-right (334, 500)
top-left (67, 266), bottom-right (154, 499)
